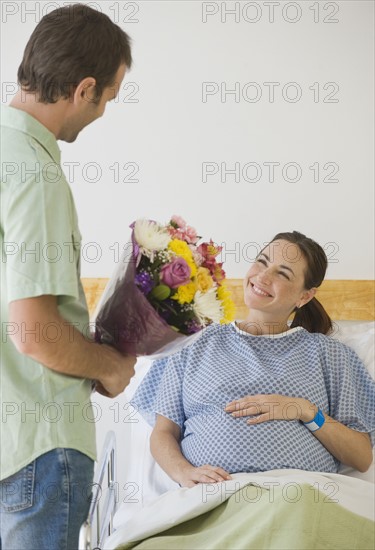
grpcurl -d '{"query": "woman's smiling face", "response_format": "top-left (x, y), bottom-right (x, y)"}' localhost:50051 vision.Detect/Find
top-left (243, 239), bottom-right (316, 318)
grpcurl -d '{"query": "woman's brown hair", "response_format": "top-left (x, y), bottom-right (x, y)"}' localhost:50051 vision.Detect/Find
top-left (270, 231), bottom-right (333, 335)
top-left (17, 3), bottom-right (132, 103)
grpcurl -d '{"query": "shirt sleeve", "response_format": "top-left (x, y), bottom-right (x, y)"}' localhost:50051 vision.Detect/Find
top-left (131, 350), bottom-right (187, 430)
top-left (3, 168), bottom-right (80, 304)
top-left (131, 357), bottom-right (170, 426)
top-left (154, 354), bottom-right (186, 431)
top-left (320, 336), bottom-right (375, 446)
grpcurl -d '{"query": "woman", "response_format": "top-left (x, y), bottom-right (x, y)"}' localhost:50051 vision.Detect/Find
top-left (132, 231), bottom-right (375, 488)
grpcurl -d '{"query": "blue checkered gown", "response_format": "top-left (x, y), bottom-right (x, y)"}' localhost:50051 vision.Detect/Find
top-left (132, 323), bottom-right (375, 473)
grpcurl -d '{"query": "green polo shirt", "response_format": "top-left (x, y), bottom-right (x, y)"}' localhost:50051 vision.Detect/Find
top-left (0, 105), bottom-right (96, 480)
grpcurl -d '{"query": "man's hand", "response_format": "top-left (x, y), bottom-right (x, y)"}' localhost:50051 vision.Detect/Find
top-left (9, 295), bottom-right (136, 397)
top-left (94, 346), bottom-right (136, 398)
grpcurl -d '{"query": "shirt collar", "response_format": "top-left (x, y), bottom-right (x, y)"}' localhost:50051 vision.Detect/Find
top-left (1, 104), bottom-right (61, 164)
top-left (232, 321), bottom-right (303, 339)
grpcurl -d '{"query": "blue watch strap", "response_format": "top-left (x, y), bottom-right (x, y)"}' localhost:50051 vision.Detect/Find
top-left (303, 408), bottom-right (325, 432)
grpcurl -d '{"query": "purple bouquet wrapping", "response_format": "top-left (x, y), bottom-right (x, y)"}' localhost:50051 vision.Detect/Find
top-left (94, 216), bottom-right (235, 357)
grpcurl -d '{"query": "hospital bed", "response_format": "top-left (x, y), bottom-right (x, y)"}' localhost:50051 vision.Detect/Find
top-left (79, 278), bottom-right (375, 550)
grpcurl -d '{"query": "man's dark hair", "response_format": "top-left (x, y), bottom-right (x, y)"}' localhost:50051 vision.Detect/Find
top-left (17, 3), bottom-right (132, 104)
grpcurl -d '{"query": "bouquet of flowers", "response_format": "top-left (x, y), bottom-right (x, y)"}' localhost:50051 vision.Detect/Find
top-left (95, 215), bottom-right (235, 357)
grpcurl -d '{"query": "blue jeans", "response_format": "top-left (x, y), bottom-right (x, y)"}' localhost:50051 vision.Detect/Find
top-left (0, 448), bottom-right (94, 550)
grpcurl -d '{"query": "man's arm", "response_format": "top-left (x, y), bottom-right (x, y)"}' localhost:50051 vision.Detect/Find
top-left (9, 295), bottom-right (136, 398)
top-left (150, 414), bottom-right (231, 487)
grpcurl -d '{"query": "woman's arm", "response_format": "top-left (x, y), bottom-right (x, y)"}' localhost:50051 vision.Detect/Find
top-left (225, 395), bottom-right (373, 472)
top-left (303, 409), bottom-right (372, 473)
top-left (150, 414), bottom-right (232, 487)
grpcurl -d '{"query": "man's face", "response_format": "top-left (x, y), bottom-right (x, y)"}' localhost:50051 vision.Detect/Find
top-left (59, 63), bottom-right (127, 142)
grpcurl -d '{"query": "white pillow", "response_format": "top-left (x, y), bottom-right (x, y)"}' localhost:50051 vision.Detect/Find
top-left (331, 320), bottom-right (374, 378)
top-left (331, 320), bottom-right (374, 482)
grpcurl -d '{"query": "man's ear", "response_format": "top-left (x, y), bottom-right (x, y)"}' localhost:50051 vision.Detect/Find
top-left (298, 287), bottom-right (317, 308)
top-left (72, 76), bottom-right (97, 105)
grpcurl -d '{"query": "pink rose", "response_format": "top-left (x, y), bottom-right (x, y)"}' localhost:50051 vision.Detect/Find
top-left (160, 258), bottom-right (191, 288)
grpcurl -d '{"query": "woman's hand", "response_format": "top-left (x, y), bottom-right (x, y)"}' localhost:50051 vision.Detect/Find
top-left (177, 464), bottom-right (232, 488)
top-left (225, 394), bottom-right (372, 472)
top-left (150, 414), bottom-right (233, 488)
top-left (225, 394), bottom-right (317, 424)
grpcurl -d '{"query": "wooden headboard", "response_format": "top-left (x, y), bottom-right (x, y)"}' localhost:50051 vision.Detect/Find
top-left (82, 278), bottom-right (374, 321)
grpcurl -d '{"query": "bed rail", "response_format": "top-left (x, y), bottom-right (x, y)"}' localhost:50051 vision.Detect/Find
top-left (79, 431), bottom-right (117, 550)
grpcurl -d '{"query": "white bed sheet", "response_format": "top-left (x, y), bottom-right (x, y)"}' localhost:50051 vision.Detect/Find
top-left (108, 470), bottom-right (375, 549)
top-left (121, 320), bottom-right (375, 520)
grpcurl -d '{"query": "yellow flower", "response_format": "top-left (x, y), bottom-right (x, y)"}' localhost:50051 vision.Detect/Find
top-left (171, 282), bottom-right (196, 304)
top-left (168, 239), bottom-right (197, 276)
top-left (217, 284), bottom-right (236, 323)
top-left (195, 267), bottom-right (214, 293)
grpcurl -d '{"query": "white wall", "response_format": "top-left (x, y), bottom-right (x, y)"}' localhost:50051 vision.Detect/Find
top-left (1, 0), bottom-right (374, 508)
top-left (1, 0), bottom-right (374, 281)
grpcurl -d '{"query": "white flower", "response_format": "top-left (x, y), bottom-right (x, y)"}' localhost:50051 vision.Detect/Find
top-left (193, 288), bottom-right (223, 324)
top-left (134, 219), bottom-right (171, 260)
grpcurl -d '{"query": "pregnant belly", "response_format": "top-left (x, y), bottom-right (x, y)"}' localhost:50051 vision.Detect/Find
top-left (181, 413), bottom-right (337, 473)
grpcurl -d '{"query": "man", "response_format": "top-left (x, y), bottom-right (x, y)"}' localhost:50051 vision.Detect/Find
top-left (0, 4), bottom-right (136, 548)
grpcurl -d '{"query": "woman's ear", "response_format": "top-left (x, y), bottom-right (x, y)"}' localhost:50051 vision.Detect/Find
top-left (298, 287), bottom-right (317, 308)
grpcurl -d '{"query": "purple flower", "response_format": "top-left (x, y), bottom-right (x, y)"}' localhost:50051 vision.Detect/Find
top-left (185, 319), bottom-right (202, 334)
top-left (160, 257), bottom-right (191, 289)
top-left (135, 271), bottom-right (154, 295)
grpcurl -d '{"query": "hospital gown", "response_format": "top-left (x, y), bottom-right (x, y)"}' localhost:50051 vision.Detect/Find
top-left (132, 323), bottom-right (375, 473)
